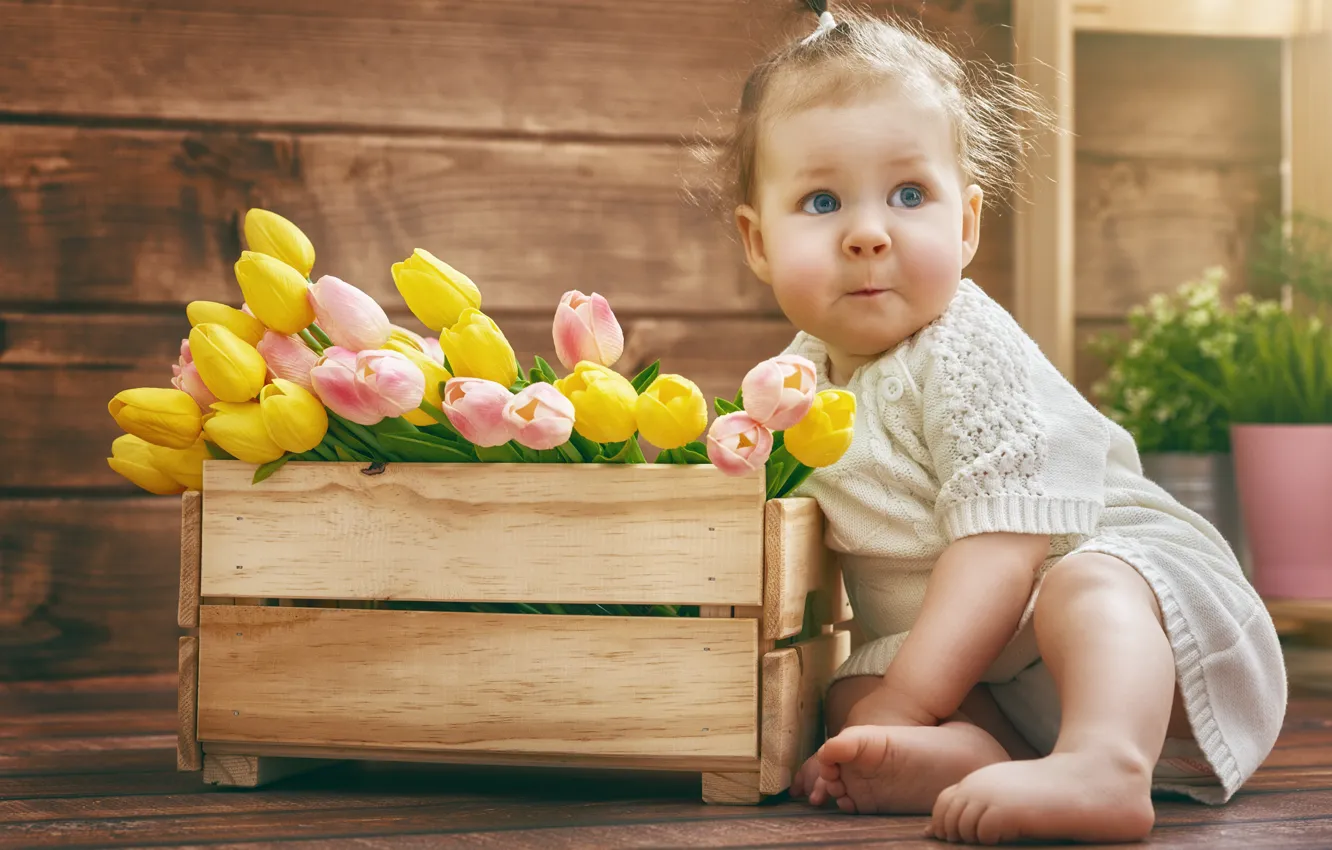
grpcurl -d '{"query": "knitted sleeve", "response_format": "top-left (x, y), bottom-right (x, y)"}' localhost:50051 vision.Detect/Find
top-left (920, 286), bottom-right (1109, 541)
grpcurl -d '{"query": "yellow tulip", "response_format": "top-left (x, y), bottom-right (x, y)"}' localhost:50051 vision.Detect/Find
top-left (383, 341), bottom-right (453, 426)
top-left (147, 435), bottom-right (211, 491)
top-left (784, 389), bottom-right (856, 468)
top-left (391, 249), bottom-right (482, 331)
top-left (107, 435), bottom-right (186, 495)
top-left (190, 324), bottom-right (267, 403)
top-left (636, 374), bottom-right (707, 449)
top-left (555, 362), bottom-right (639, 443)
top-left (185, 301), bottom-right (265, 346)
top-left (243, 208), bottom-right (316, 278)
top-left (440, 308), bottom-right (518, 388)
top-left (259, 379), bottom-right (328, 453)
top-left (203, 402), bottom-right (285, 464)
top-left (108, 387), bottom-right (202, 449)
top-left (234, 250), bottom-right (315, 335)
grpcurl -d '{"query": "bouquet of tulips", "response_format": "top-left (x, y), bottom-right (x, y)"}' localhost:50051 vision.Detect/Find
top-left (106, 209), bottom-right (856, 503)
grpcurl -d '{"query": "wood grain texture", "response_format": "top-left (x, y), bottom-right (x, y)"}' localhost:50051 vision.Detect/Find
top-left (700, 771), bottom-right (762, 805)
top-left (202, 754), bottom-right (333, 788)
top-left (1075, 33), bottom-right (1283, 162)
top-left (0, 126), bottom-right (764, 315)
top-left (178, 492), bottom-right (201, 629)
top-left (0, 498), bottom-right (180, 681)
top-left (1075, 157), bottom-right (1282, 318)
top-left (0, 1), bottom-right (1011, 136)
top-left (762, 499), bottom-right (852, 640)
top-left (7, 677), bottom-right (1332, 848)
top-left (200, 462), bottom-right (765, 606)
top-left (758, 632), bottom-right (850, 795)
top-left (176, 637), bottom-right (200, 771)
top-left (1290, 0), bottom-right (1332, 221)
top-left (197, 605), bottom-right (758, 761)
top-left (1073, 0), bottom-right (1324, 38)
top-left (1013, 0), bottom-right (1076, 375)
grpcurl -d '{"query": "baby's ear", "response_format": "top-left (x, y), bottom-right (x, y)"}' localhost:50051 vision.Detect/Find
top-left (734, 205), bottom-right (772, 285)
top-left (960, 184), bottom-right (983, 268)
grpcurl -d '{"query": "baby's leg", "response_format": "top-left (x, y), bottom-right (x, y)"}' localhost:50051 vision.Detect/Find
top-left (930, 552), bottom-right (1176, 844)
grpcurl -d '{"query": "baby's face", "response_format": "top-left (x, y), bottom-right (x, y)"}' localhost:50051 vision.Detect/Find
top-left (736, 84), bottom-right (982, 377)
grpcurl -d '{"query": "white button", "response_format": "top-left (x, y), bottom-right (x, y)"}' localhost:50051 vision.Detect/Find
top-left (882, 376), bottom-right (904, 401)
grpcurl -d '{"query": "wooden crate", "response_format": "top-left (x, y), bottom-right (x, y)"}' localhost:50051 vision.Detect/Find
top-left (176, 461), bottom-right (852, 804)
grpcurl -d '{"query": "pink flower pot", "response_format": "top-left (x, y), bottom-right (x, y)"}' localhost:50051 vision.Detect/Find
top-left (1232, 424), bottom-right (1332, 599)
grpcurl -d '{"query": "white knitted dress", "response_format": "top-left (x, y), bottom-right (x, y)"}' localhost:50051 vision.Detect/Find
top-left (783, 280), bottom-right (1286, 804)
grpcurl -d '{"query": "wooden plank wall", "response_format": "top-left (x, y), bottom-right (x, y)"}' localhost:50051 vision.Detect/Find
top-left (1073, 32), bottom-right (1284, 389)
top-left (0, 0), bottom-right (1013, 680)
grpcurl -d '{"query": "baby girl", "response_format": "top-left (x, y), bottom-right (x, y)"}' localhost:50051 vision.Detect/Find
top-left (715, 2), bottom-right (1287, 844)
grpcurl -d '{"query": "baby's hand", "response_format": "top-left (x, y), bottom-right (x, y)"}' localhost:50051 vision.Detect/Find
top-left (844, 682), bottom-right (939, 729)
top-left (790, 752), bottom-right (836, 806)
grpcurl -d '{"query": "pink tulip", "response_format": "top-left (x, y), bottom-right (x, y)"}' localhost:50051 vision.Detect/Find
top-left (741, 354), bottom-right (816, 430)
top-left (308, 275), bottom-right (391, 352)
top-left (706, 412), bottom-right (774, 476)
top-left (311, 346), bottom-right (424, 426)
top-left (552, 290), bottom-right (624, 371)
top-left (256, 331), bottom-right (319, 391)
top-left (504, 382), bottom-right (575, 450)
top-left (170, 339), bottom-right (216, 408)
top-left (441, 377), bottom-right (514, 447)
top-left (357, 350), bottom-right (425, 418)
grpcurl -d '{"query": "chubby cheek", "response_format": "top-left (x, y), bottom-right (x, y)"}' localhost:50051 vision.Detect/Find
top-left (763, 224), bottom-right (837, 317)
top-left (895, 225), bottom-right (963, 312)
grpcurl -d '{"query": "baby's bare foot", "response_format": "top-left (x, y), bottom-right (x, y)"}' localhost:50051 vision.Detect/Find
top-left (929, 750), bottom-right (1156, 844)
top-left (815, 723), bottom-right (1010, 815)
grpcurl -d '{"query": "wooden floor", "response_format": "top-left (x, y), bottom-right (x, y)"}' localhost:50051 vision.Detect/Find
top-left (3, 675), bottom-right (1332, 849)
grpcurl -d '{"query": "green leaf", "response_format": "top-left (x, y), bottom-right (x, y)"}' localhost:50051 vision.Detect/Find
top-left (568, 431), bottom-right (602, 461)
top-left (369, 417), bottom-right (420, 437)
top-left (309, 441), bottom-right (338, 462)
top-left (508, 376), bottom-right (530, 393)
top-left (378, 433), bottom-right (475, 463)
top-left (775, 464), bottom-right (815, 499)
top-left (332, 443), bottom-right (364, 462)
top-left (204, 440), bottom-right (236, 461)
top-left (252, 453), bottom-right (294, 484)
top-left (475, 443), bottom-right (524, 463)
top-left (733, 387), bottom-right (744, 408)
top-left (535, 355), bottom-right (560, 384)
top-left (556, 441), bottom-right (584, 463)
top-left (630, 360), bottom-right (661, 394)
top-left (679, 441), bottom-right (710, 464)
top-left (442, 356), bottom-right (452, 374)
top-left (528, 366), bottom-right (544, 385)
top-left (714, 397), bottom-right (741, 416)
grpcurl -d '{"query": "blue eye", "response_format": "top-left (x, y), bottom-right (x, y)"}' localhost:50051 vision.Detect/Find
top-left (801, 192), bottom-right (840, 214)
top-left (891, 185), bottom-right (925, 208)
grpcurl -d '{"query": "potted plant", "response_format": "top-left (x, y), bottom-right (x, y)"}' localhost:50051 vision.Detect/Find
top-left (1089, 267), bottom-right (1250, 571)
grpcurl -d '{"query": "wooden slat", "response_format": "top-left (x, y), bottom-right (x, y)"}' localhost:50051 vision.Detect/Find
top-left (200, 462), bottom-right (764, 606)
top-left (0, 1), bottom-right (1014, 136)
top-left (0, 126), bottom-right (765, 315)
top-left (1013, 0), bottom-right (1076, 375)
top-left (1075, 33), bottom-right (1283, 162)
top-left (1289, 0), bottom-right (1332, 221)
top-left (758, 631), bottom-right (850, 795)
top-left (0, 498), bottom-right (180, 681)
top-left (178, 492), bottom-right (201, 629)
top-left (1075, 157), bottom-right (1281, 318)
top-left (202, 754), bottom-right (334, 788)
top-left (176, 637), bottom-right (200, 771)
top-left (1073, 0), bottom-right (1326, 38)
top-left (700, 771), bottom-right (762, 805)
top-left (196, 606), bottom-right (758, 761)
top-left (761, 499), bottom-right (851, 640)
top-left (0, 315), bottom-right (798, 490)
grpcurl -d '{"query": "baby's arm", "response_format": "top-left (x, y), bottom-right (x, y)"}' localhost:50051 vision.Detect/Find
top-left (846, 531), bottom-right (1049, 728)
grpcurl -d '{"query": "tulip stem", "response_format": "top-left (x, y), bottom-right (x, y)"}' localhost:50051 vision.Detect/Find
top-left (624, 439), bottom-right (646, 465)
top-left (326, 419), bottom-right (377, 460)
top-left (309, 323), bottom-right (335, 349)
top-left (299, 329), bottom-right (325, 355)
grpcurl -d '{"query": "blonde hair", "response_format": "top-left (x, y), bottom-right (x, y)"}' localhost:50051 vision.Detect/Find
top-left (706, 1), bottom-right (1051, 210)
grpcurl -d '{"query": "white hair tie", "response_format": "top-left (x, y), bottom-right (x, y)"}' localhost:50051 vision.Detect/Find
top-left (801, 10), bottom-right (837, 44)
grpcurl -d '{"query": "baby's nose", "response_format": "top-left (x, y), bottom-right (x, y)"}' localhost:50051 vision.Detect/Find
top-left (843, 228), bottom-right (890, 257)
